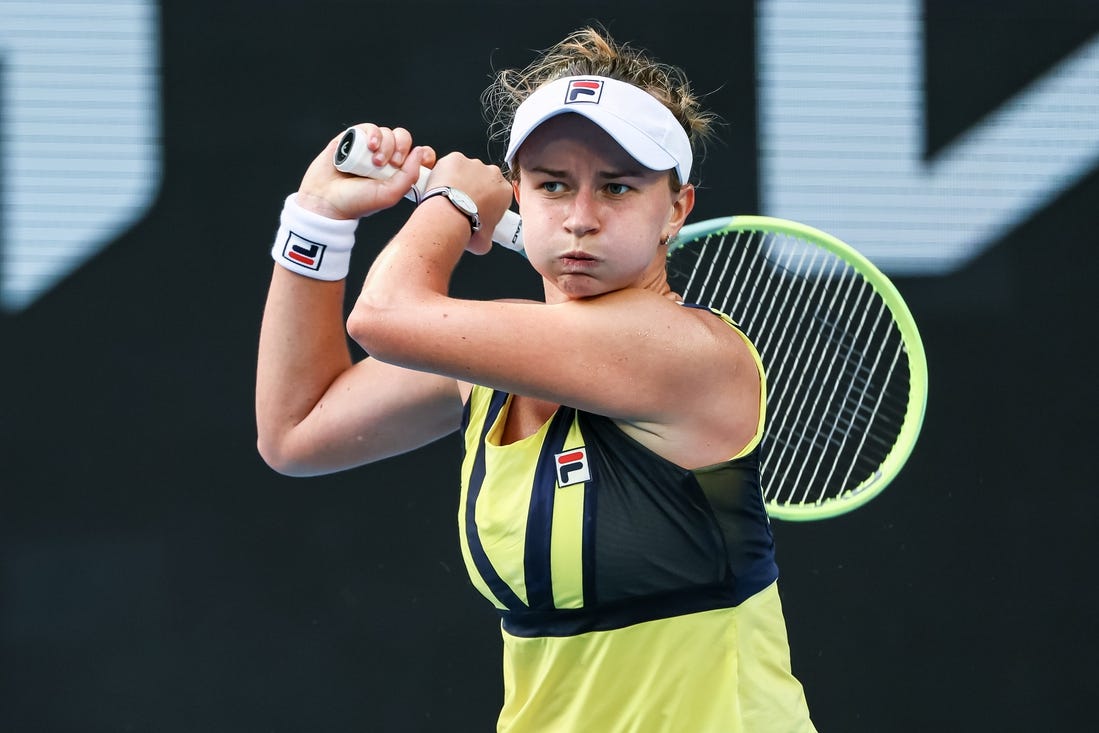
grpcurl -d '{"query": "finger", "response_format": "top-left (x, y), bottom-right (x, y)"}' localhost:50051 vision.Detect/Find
top-left (371, 127), bottom-right (398, 168)
top-left (419, 145), bottom-right (437, 170)
top-left (355, 122), bottom-right (381, 153)
top-left (385, 146), bottom-right (431, 194)
top-left (390, 127), bottom-right (413, 168)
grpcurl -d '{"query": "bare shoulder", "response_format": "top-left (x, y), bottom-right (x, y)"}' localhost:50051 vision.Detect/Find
top-left (615, 297), bottom-right (763, 469)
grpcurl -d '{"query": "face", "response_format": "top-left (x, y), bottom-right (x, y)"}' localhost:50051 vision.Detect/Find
top-left (512, 114), bottom-right (694, 301)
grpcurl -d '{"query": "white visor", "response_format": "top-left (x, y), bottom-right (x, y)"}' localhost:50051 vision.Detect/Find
top-left (503, 75), bottom-right (693, 184)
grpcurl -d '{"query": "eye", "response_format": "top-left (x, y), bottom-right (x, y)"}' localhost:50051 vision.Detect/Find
top-left (541, 181), bottom-right (566, 193)
top-left (605, 182), bottom-right (631, 195)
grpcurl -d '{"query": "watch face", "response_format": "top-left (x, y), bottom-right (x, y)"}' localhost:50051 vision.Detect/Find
top-left (448, 188), bottom-right (477, 215)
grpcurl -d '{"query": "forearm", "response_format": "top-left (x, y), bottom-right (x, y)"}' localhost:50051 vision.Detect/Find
top-left (255, 265), bottom-right (353, 470)
top-left (255, 126), bottom-right (467, 473)
top-left (348, 199), bottom-right (470, 362)
top-left (360, 198), bottom-right (467, 302)
top-left (348, 146), bottom-right (517, 365)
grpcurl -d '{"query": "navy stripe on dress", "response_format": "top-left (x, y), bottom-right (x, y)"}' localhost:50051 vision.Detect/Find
top-left (501, 583), bottom-right (741, 638)
top-left (465, 390), bottom-right (525, 610)
top-left (522, 407), bottom-right (579, 611)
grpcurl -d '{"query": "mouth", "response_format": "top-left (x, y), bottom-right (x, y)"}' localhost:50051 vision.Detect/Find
top-left (560, 250), bottom-right (598, 266)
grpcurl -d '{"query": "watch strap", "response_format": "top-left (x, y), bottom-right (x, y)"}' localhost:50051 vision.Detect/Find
top-left (420, 186), bottom-right (481, 233)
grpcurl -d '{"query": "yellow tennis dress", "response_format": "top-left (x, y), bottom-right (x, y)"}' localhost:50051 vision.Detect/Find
top-left (458, 314), bottom-right (816, 733)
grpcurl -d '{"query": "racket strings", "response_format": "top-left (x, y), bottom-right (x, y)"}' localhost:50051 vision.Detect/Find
top-left (694, 230), bottom-right (851, 504)
top-left (788, 274), bottom-right (895, 503)
top-left (767, 271), bottom-right (910, 505)
top-left (668, 230), bottom-right (913, 509)
top-left (757, 236), bottom-right (856, 503)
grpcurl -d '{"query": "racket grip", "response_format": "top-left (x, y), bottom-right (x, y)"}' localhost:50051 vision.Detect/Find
top-left (333, 127), bottom-right (525, 253)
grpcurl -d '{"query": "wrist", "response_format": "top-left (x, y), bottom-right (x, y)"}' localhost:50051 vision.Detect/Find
top-left (271, 193), bottom-right (359, 280)
top-left (293, 191), bottom-right (351, 220)
top-left (419, 186), bottom-right (481, 234)
top-left (414, 195), bottom-right (476, 241)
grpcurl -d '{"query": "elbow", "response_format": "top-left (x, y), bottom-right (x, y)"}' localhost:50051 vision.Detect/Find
top-left (348, 289), bottom-right (444, 367)
top-left (346, 300), bottom-right (399, 363)
top-left (256, 435), bottom-right (316, 478)
top-left (344, 303), bottom-right (373, 352)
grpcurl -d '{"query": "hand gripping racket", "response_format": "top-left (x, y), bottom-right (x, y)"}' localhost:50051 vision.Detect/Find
top-left (334, 127), bottom-right (928, 521)
top-left (333, 127), bottom-right (525, 250)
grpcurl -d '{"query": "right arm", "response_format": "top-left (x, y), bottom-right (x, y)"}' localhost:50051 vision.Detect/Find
top-left (255, 127), bottom-right (464, 476)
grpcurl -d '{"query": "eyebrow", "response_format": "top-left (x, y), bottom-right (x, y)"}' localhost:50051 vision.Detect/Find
top-left (527, 165), bottom-right (646, 179)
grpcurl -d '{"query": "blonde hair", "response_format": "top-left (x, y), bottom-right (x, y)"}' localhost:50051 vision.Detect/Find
top-left (483, 26), bottom-right (718, 183)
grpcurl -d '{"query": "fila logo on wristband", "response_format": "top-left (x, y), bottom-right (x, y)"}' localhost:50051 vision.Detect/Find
top-left (555, 447), bottom-right (591, 487)
top-left (271, 194), bottom-right (355, 280)
top-left (566, 79), bottom-right (603, 104)
top-left (281, 231), bottom-right (326, 270)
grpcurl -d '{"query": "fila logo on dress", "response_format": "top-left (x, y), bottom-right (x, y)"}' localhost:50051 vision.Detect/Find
top-left (555, 448), bottom-right (591, 487)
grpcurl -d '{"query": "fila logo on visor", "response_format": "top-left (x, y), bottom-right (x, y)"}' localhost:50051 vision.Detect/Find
top-left (281, 231), bottom-right (326, 270)
top-left (555, 447), bottom-right (591, 487)
top-left (565, 79), bottom-right (603, 104)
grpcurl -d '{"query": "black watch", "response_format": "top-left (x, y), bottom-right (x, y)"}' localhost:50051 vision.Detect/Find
top-left (420, 186), bottom-right (481, 233)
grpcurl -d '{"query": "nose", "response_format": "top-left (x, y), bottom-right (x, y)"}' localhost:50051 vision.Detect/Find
top-left (563, 190), bottom-right (600, 238)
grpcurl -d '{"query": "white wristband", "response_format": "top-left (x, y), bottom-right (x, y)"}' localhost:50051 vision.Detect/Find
top-left (271, 193), bottom-right (359, 280)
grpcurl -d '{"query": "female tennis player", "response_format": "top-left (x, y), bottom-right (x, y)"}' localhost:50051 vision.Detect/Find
top-left (257, 27), bottom-right (816, 733)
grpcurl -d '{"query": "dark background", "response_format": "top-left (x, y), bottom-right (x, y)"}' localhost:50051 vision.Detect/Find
top-left (3, 1), bottom-right (1097, 731)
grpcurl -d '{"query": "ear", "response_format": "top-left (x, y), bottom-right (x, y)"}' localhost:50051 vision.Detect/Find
top-left (663, 184), bottom-right (695, 242)
top-left (511, 178), bottom-right (521, 205)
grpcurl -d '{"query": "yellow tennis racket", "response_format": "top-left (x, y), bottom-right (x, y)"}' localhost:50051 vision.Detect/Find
top-left (668, 216), bottom-right (928, 520)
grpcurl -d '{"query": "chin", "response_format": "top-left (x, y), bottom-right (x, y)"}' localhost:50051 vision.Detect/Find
top-left (556, 275), bottom-right (620, 300)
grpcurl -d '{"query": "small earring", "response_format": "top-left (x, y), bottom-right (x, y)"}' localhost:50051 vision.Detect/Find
top-left (660, 234), bottom-right (670, 246)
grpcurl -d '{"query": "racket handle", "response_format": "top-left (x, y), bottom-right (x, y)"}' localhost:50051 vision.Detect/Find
top-left (333, 127), bottom-right (525, 253)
